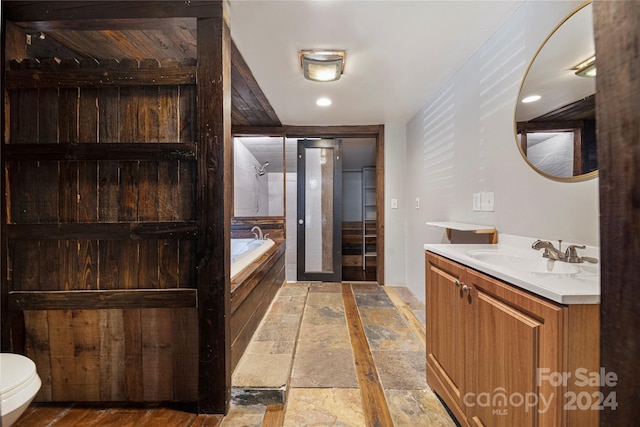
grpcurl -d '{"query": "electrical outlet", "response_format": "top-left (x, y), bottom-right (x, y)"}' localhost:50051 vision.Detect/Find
top-left (391, 198), bottom-right (398, 209)
top-left (473, 193), bottom-right (481, 211)
top-left (481, 192), bottom-right (495, 212)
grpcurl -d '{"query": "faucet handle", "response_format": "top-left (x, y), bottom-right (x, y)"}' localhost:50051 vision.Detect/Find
top-left (565, 244), bottom-right (587, 263)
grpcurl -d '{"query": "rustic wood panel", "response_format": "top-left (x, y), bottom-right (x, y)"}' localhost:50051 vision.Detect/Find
top-left (230, 250), bottom-right (285, 370)
top-left (24, 310), bottom-right (53, 401)
top-left (594, 1), bottom-right (640, 425)
top-left (0, 0), bottom-right (269, 413)
top-left (9, 289), bottom-right (198, 310)
top-left (4, 2), bottom-right (221, 28)
top-left (6, 63), bottom-right (196, 88)
top-left (141, 308), bottom-right (174, 401)
top-left (230, 217), bottom-right (285, 240)
top-left (196, 12), bottom-right (232, 414)
top-left (3, 143), bottom-right (197, 161)
top-left (32, 308), bottom-right (186, 403)
top-left (173, 308), bottom-right (199, 401)
top-left (230, 41), bottom-right (281, 127)
top-left (4, 65), bottom-right (199, 406)
top-left (99, 309), bottom-right (126, 400)
top-left (7, 222), bottom-right (197, 239)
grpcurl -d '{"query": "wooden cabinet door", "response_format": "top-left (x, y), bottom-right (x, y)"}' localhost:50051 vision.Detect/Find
top-left (467, 269), bottom-right (564, 427)
top-left (426, 253), bottom-right (472, 423)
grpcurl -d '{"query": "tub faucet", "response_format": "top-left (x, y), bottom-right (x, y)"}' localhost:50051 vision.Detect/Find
top-left (251, 226), bottom-right (263, 240)
top-left (531, 240), bottom-right (566, 260)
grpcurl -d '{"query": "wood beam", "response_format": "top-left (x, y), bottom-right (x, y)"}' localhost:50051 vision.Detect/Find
top-left (196, 8), bottom-right (232, 414)
top-left (3, 143), bottom-right (197, 161)
top-left (594, 0), bottom-right (640, 425)
top-left (3, 1), bottom-right (221, 26)
top-left (9, 289), bottom-right (198, 310)
top-left (6, 65), bottom-right (196, 88)
top-left (6, 222), bottom-right (197, 240)
top-left (285, 125), bottom-right (383, 138)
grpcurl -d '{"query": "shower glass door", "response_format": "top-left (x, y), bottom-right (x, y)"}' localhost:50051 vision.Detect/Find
top-left (297, 139), bottom-right (342, 282)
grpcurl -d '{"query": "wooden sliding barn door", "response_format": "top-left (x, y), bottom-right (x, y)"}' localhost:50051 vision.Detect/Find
top-left (1, 58), bottom-right (200, 403)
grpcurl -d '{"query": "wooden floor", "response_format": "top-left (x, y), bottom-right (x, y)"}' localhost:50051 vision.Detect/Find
top-left (12, 402), bottom-right (223, 427)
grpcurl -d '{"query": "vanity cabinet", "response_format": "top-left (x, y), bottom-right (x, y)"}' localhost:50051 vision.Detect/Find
top-left (426, 252), bottom-right (599, 427)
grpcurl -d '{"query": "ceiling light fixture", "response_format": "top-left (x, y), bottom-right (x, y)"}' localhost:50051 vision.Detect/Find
top-left (522, 95), bottom-right (541, 103)
top-left (300, 50), bottom-right (346, 82)
top-left (574, 55), bottom-right (596, 77)
top-left (316, 97), bottom-right (332, 107)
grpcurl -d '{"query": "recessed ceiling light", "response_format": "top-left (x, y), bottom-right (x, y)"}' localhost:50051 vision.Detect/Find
top-left (522, 95), bottom-right (541, 103)
top-left (316, 97), bottom-right (332, 107)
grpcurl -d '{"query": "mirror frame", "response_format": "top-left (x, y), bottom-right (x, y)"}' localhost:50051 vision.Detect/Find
top-left (514, 1), bottom-right (598, 182)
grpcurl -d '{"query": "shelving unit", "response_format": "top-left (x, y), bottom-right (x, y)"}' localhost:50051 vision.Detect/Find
top-left (362, 167), bottom-right (377, 270)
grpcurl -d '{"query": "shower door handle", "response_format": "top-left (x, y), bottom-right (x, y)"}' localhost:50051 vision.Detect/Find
top-left (298, 219), bottom-right (304, 225)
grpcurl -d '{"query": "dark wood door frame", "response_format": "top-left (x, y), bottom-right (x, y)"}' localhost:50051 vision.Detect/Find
top-left (594, 1), bottom-right (640, 425)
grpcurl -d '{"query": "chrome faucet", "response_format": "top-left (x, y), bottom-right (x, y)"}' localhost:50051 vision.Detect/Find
top-left (532, 240), bottom-right (566, 260)
top-left (251, 226), bottom-right (264, 240)
top-left (564, 245), bottom-right (598, 264)
top-left (532, 240), bottom-right (598, 264)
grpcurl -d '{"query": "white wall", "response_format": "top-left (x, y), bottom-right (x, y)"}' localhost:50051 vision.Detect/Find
top-left (285, 172), bottom-right (297, 281)
top-left (401, 1), bottom-right (599, 301)
top-left (343, 171), bottom-right (363, 222)
top-left (268, 172), bottom-right (285, 215)
top-left (234, 140), bottom-right (270, 217)
top-left (384, 124), bottom-right (408, 287)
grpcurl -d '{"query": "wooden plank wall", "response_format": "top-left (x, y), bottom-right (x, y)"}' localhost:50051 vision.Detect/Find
top-left (230, 241), bottom-right (285, 369)
top-left (230, 217), bottom-right (285, 240)
top-left (3, 58), bottom-right (199, 402)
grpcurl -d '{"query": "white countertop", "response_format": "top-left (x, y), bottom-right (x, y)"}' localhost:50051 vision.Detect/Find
top-left (424, 234), bottom-right (600, 305)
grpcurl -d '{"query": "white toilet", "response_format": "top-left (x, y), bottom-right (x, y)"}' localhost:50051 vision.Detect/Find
top-left (0, 353), bottom-right (41, 427)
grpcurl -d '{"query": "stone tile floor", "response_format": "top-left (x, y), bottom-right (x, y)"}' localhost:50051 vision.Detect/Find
top-left (228, 282), bottom-right (456, 426)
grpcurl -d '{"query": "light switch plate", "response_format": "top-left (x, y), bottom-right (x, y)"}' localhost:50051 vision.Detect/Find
top-left (481, 192), bottom-right (495, 212)
top-left (391, 198), bottom-right (398, 209)
top-left (473, 193), bottom-right (481, 211)
top-left (415, 197), bottom-right (420, 210)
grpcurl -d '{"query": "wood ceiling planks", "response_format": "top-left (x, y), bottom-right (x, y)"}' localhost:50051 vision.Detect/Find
top-left (4, 6), bottom-right (280, 127)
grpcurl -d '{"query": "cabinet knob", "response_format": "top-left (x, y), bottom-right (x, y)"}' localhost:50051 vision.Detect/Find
top-left (454, 280), bottom-right (461, 287)
top-left (462, 285), bottom-right (470, 292)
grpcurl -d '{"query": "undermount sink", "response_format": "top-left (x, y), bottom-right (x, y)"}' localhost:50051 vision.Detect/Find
top-left (466, 250), bottom-right (581, 275)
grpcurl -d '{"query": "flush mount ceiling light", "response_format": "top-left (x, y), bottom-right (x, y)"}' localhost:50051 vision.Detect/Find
top-left (574, 55), bottom-right (596, 77)
top-left (300, 50), bottom-right (346, 82)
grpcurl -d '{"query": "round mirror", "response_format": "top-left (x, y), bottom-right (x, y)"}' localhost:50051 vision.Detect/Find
top-left (515, 2), bottom-right (597, 181)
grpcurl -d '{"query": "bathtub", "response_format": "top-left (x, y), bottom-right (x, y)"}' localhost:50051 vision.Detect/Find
top-left (231, 238), bottom-right (275, 279)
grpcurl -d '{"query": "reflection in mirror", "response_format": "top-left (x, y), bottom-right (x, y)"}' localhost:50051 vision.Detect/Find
top-left (234, 136), bottom-right (284, 217)
top-left (516, 2), bottom-right (597, 180)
